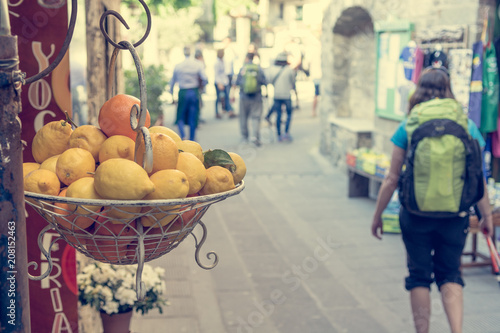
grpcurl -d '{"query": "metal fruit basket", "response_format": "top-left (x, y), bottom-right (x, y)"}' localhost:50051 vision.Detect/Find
top-left (25, 184), bottom-right (244, 298)
top-left (25, 185), bottom-right (244, 263)
top-left (23, 0), bottom-right (245, 300)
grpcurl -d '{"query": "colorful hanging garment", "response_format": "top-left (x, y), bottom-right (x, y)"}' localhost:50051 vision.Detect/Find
top-left (411, 47), bottom-right (424, 84)
top-left (480, 43), bottom-right (499, 133)
top-left (468, 41), bottom-right (483, 128)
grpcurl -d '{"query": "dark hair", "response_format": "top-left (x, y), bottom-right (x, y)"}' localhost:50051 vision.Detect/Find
top-left (408, 66), bottom-right (455, 112)
top-left (246, 52), bottom-right (255, 62)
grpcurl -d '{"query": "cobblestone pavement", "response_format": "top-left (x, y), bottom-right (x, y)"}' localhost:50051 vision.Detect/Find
top-left (130, 81), bottom-right (500, 333)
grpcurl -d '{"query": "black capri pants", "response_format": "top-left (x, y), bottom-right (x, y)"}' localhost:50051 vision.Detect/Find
top-left (399, 207), bottom-right (470, 291)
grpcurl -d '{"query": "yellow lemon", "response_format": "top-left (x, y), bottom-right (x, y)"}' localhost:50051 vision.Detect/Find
top-left (56, 148), bottom-right (96, 186)
top-left (94, 158), bottom-right (155, 200)
top-left (40, 154), bottom-right (60, 175)
top-left (141, 169), bottom-right (189, 228)
top-left (228, 152), bottom-right (246, 185)
top-left (199, 166), bottom-right (235, 195)
top-left (149, 125), bottom-right (182, 142)
top-left (135, 133), bottom-right (179, 175)
top-left (24, 169), bottom-right (60, 196)
top-left (69, 125), bottom-right (108, 161)
top-left (176, 152), bottom-right (207, 195)
top-left (23, 162), bottom-right (40, 178)
top-left (32, 119), bottom-right (73, 163)
top-left (145, 169), bottom-right (189, 200)
top-left (98, 135), bottom-right (135, 163)
top-left (66, 177), bottom-right (103, 214)
top-left (176, 140), bottom-right (204, 163)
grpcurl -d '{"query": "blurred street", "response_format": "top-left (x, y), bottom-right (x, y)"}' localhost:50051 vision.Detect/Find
top-left (130, 80), bottom-right (500, 333)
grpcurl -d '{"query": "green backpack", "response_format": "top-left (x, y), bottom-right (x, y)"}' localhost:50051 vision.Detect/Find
top-left (242, 64), bottom-right (259, 94)
top-left (398, 98), bottom-right (484, 218)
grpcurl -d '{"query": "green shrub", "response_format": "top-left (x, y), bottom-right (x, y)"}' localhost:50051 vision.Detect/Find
top-left (125, 64), bottom-right (169, 125)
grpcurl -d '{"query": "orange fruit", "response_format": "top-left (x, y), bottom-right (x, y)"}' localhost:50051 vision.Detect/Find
top-left (135, 133), bottom-right (179, 175)
top-left (32, 119), bottom-right (73, 163)
top-left (56, 148), bottom-right (96, 186)
top-left (98, 135), bottom-right (135, 163)
top-left (98, 94), bottom-right (151, 140)
top-left (86, 216), bottom-right (136, 262)
top-left (68, 125), bottom-right (108, 161)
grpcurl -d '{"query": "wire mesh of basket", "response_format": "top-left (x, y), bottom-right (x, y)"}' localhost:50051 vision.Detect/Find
top-left (25, 183), bottom-right (244, 265)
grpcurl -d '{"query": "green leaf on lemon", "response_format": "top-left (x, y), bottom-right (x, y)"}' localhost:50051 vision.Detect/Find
top-left (203, 149), bottom-right (236, 172)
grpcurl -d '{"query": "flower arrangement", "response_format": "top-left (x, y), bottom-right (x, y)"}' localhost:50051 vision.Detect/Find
top-left (77, 262), bottom-right (168, 315)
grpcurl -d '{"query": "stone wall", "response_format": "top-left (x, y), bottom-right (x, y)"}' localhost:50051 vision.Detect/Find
top-left (319, 0), bottom-right (495, 162)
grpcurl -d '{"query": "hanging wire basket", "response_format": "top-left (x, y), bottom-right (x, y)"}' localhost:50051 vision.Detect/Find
top-left (23, 0), bottom-right (245, 300)
top-left (25, 184), bottom-right (244, 265)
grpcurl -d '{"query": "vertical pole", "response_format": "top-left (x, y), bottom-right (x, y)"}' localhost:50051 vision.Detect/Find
top-left (0, 0), bottom-right (31, 332)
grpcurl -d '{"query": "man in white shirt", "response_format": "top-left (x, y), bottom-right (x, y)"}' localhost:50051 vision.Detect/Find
top-left (169, 46), bottom-right (208, 141)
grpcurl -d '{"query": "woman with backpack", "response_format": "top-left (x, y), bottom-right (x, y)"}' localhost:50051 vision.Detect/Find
top-left (371, 66), bottom-right (494, 333)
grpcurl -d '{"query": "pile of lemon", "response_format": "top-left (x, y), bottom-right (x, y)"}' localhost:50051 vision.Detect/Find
top-left (23, 94), bottom-right (246, 229)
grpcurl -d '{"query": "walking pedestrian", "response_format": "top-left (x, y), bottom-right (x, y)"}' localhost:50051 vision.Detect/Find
top-left (371, 66), bottom-right (494, 333)
top-left (304, 45), bottom-right (322, 117)
top-left (194, 49), bottom-right (207, 124)
top-left (214, 49), bottom-right (236, 119)
top-left (169, 46), bottom-right (208, 141)
top-left (265, 52), bottom-right (296, 142)
top-left (235, 52), bottom-right (267, 146)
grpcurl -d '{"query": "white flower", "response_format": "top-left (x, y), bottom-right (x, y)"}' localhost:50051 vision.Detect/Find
top-left (84, 285), bottom-right (94, 295)
top-left (100, 286), bottom-right (114, 302)
top-left (115, 286), bottom-right (137, 306)
top-left (78, 262), bottom-right (167, 315)
top-left (101, 300), bottom-right (120, 315)
top-left (82, 264), bottom-right (96, 274)
top-left (92, 269), bottom-right (108, 284)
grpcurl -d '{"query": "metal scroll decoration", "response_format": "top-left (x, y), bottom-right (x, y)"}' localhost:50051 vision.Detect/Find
top-left (22, 0), bottom-right (245, 300)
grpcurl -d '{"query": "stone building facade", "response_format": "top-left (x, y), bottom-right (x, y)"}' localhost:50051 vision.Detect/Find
top-left (319, 0), bottom-right (497, 169)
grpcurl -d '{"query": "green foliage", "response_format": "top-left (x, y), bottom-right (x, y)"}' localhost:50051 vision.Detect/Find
top-left (125, 64), bottom-right (169, 125)
top-left (215, 0), bottom-right (256, 19)
top-left (123, 0), bottom-right (200, 13)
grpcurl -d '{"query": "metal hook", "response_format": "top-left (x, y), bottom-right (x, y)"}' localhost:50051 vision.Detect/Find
top-left (99, 0), bottom-right (152, 50)
top-left (192, 221), bottom-right (219, 270)
top-left (28, 225), bottom-right (62, 281)
top-left (135, 220), bottom-right (146, 301)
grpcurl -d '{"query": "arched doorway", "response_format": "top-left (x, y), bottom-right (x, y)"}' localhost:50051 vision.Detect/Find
top-left (331, 6), bottom-right (375, 120)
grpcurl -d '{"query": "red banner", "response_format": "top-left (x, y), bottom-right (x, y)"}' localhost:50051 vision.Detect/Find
top-left (9, 1), bottom-right (79, 332)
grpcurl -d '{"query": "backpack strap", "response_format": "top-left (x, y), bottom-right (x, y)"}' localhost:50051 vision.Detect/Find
top-left (410, 118), bottom-right (469, 151)
top-left (272, 66), bottom-right (286, 86)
